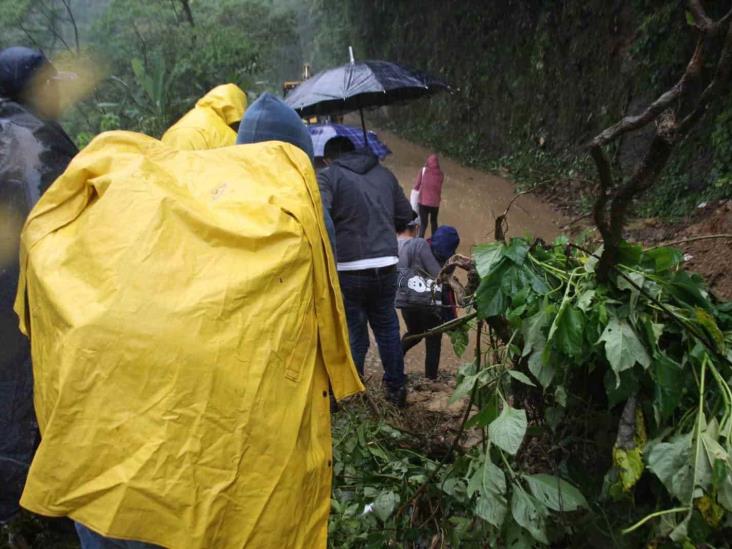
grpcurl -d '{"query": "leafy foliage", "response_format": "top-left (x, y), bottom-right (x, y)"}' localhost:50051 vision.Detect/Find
top-left (459, 236), bottom-right (732, 545)
top-left (0, 0), bottom-right (302, 140)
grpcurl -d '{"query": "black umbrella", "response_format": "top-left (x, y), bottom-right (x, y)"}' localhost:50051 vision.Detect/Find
top-left (285, 51), bottom-right (451, 143)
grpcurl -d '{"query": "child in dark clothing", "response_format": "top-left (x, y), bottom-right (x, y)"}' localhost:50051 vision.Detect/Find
top-left (397, 223), bottom-right (460, 379)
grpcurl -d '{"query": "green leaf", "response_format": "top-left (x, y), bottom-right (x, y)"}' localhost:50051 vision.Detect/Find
top-left (511, 485), bottom-right (549, 544)
top-left (466, 393), bottom-right (499, 429)
top-left (617, 241), bottom-right (642, 267)
top-left (504, 238), bottom-right (530, 265)
top-left (554, 305), bottom-right (585, 358)
top-left (475, 494), bottom-right (507, 528)
top-left (528, 349), bottom-right (556, 388)
top-left (505, 517), bottom-right (535, 549)
top-left (652, 353), bottom-right (684, 422)
top-left (473, 243), bottom-right (504, 277)
top-left (449, 327), bottom-right (469, 357)
top-left (643, 246), bottom-right (682, 271)
top-left (668, 271), bottom-right (710, 311)
top-left (554, 385), bottom-right (567, 407)
top-left (522, 473), bottom-right (588, 511)
top-left (372, 491), bottom-right (399, 522)
top-left (598, 318), bottom-right (651, 383)
top-left (449, 371), bottom-right (478, 404)
top-left (521, 307), bottom-right (551, 357)
top-left (694, 307), bottom-right (726, 353)
top-left (488, 405), bottom-right (527, 455)
top-left (476, 264), bottom-right (509, 318)
top-left (508, 369), bottom-right (536, 387)
top-left (647, 433), bottom-right (694, 502)
top-left (576, 289), bottom-right (595, 312)
top-left (613, 446), bottom-right (644, 491)
top-left (475, 456), bottom-right (508, 527)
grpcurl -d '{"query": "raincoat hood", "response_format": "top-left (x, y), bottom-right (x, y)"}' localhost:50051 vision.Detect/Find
top-left (195, 83), bottom-right (247, 126)
top-left (237, 92), bottom-right (314, 161)
top-left (332, 148), bottom-right (378, 175)
top-left (426, 153), bottom-right (440, 170)
top-left (0, 47), bottom-right (51, 100)
top-left (430, 225), bottom-right (460, 263)
top-left (160, 83), bottom-right (246, 151)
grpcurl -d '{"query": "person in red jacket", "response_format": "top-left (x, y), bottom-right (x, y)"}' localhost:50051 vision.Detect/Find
top-left (414, 154), bottom-right (444, 237)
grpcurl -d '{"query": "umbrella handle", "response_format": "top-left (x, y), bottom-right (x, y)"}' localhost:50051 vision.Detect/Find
top-left (359, 107), bottom-right (368, 148)
top-left (349, 46), bottom-right (355, 64)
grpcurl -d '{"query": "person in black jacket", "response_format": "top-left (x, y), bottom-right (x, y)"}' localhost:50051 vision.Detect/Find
top-left (0, 46), bottom-right (78, 523)
top-left (318, 137), bottom-right (415, 407)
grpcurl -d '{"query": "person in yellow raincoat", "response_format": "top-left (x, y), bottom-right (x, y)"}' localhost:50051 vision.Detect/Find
top-left (160, 83), bottom-right (246, 149)
top-left (15, 93), bottom-right (363, 548)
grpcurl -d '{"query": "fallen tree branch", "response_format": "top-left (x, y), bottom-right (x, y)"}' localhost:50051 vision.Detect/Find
top-left (653, 233), bottom-right (732, 248)
top-left (495, 190), bottom-right (532, 242)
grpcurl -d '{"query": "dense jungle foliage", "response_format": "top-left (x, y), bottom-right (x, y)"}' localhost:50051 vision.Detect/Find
top-left (308, 0), bottom-right (732, 219)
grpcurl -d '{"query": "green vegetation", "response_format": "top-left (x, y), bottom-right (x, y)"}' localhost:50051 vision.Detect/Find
top-left (308, 0), bottom-right (731, 218)
top-left (332, 237), bottom-right (732, 546)
top-left (0, 0), bottom-right (301, 142)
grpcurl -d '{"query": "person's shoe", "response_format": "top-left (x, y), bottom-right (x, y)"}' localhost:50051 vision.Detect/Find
top-left (385, 385), bottom-right (407, 408)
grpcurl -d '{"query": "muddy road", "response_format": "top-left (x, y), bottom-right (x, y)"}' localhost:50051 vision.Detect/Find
top-left (360, 128), bottom-right (567, 409)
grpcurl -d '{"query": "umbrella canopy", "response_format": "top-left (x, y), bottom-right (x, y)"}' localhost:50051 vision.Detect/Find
top-left (308, 123), bottom-right (391, 159)
top-left (285, 60), bottom-right (450, 117)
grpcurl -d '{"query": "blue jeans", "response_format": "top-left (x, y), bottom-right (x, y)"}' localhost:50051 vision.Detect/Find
top-left (338, 266), bottom-right (405, 391)
top-left (75, 523), bottom-right (161, 549)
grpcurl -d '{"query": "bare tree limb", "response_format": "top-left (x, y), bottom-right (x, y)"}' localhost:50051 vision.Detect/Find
top-left (654, 233), bottom-right (732, 248)
top-left (589, 39), bottom-right (703, 148)
top-left (680, 20), bottom-right (732, 133)
top-left (60, 0), bottom-right (80, 54)
top-left (494, 190), bottom-right (532, 242)
top-left (687, 0), bottom-right (732, 36)
top-left (688, 0), bottom-right (716, 32)
top-left (179, 0), bottom-right (195, 27)
top-left (589, 146), bottom-right (613, 243)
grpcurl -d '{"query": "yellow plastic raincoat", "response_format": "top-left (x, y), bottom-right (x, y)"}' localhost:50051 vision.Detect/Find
top-left (15, 131), bottom-right (364, 548)
top-left (161, 83), bottom-right (246, 150)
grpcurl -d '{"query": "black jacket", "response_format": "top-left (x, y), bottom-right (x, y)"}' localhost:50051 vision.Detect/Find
top-left (317, 150), bottom-right (415, 264)
top-left (0, 97), bottom-right (77, 521)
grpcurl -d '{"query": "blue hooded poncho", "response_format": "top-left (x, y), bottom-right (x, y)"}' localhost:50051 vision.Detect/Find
top-left (430, 225), bottom-right (460, 264)
top-left (236, 92), bottom-right (336, 251)
top-left (237, 92), bottom-right (314, 161)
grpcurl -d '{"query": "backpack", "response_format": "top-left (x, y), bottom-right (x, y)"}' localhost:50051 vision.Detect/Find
top-left (395, 238), bottom-right (442, 309)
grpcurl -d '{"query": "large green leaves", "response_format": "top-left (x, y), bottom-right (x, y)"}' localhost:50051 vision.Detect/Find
top-left (647, 433), bottom-right (694, 502)
top-left (511, 485), bottom-right (549, 544)
top-left (488, 405), bottom-right (527, 455)
top-left (474, 242), bottom-right (504, 277)
top-left (652, 353), bottom-right (684, 421)
top-left (472, 456), bottom-right (508, 528)
top-left (598, 318), bottom-right (650, 382)
top-left (522, 474), bottom-right (588, 512)
top-left (554, 305), bottom-right (585, 358)
top-left (372, 491), bottom-right (399, 521)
